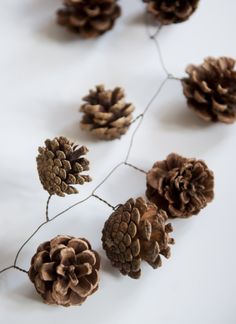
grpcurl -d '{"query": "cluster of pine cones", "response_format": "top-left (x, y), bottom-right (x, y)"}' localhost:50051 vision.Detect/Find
top-left (56, 0), bottom-right (200, 39)
top-left (26, 0), bottom-right (234, 309)
top-left (33, 132), bottom-right (214, 306)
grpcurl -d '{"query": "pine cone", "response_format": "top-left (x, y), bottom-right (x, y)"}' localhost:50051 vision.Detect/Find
top-left (28, 235), bottom-right (100, 307)
top-left (80, 85), bottom-right (135, 140)
top-left (146, 153), bottom-right (214, 218)
top-left (143, 0), bottom-right (199, 25)
top-left (57, 0), bottom-right (121, 38)
top-left (182, 57), bottom-right (236, 124)
top-left (102, 197), bottom-right (174, 279)
top-left (36, 136), bottom-right (91, 197)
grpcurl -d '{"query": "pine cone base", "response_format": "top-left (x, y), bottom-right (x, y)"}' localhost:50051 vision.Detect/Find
top-left (182, 57), bottom-right (236, 124)
top-left (29, 235), bottom-right (100, 307)
top-left (146, 153), bottom-right (214, 218)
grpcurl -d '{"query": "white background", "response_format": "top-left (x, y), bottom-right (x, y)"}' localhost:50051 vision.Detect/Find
top-left (0, 0), bottom-right (236, 323)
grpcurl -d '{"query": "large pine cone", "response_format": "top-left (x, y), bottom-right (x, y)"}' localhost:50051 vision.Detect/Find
top-left (37, 136), bottom-right (91, 197)
top-left (146, 153), bottom-right (214, 218)
top-left (29, 235), bottom-right (100, 307)
top-left (57, 0), bottom-right (121, 38)
top-left (143, 0), bottom-right (199, 25)
top-left (80, 85), bottom-right (135, 140)
top-left (102, 197), bottom-right (174, 279)
top-left (182, 57), bottom-right (236, 124)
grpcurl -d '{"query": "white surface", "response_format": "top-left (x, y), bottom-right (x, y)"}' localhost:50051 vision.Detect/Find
top-left (0, 0), bottom-right (236, 323)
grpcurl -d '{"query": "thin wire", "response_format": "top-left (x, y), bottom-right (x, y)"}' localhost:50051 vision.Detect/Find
top-left (13, 194), bottom-right (93, 268)
top-left (92, 194), bottom-right (115, 210)
top-left (125, 76), bottom-right (169, 162)
top-left (0, 12), bottom-right (180, 277)
top-left (124, 162), bottom-right (147, 175)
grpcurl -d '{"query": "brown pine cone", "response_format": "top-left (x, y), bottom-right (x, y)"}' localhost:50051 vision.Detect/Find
top-left (36, 136), bottom-right (91, 197)
top-left (143, 0), bottom-right (199, 25)
top-left (146, 153), bottom-right (214, 218)
top-left (102, 197), bottom-right (174, 279)
top-left (57, 0), bottom-right (121, 38)
top-left (182, 57), bottom-right (236, 124)
top-left (28, 235), bottom-right (100, 307)
top-left (80, 85), bottom-right (135, 140)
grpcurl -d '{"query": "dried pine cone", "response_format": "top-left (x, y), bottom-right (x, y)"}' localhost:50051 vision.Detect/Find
top-left (143, 0), bottom-right (199, 25)
top-left (182, 57), bottom-right (236, 124)
top-left (146, 153), bottom-right (214, 218)
top-left (102, 197), bottom-right (174, 279)
top-left (57, 0), bottom-right (121, 38)
top-left (29, 235), bottom-right (100, 307)
top-left (37, 136), bottom-right (91, 197)
top-left (80, 85), bottom-right (135, 140)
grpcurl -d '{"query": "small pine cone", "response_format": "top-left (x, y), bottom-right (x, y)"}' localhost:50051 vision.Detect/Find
top-left (36, 136), bottom-right (91, 197)
top-left (102, 197), bottom-right (174, 279)
top-left (182, 57), bottom-right (236, 124)
top-left (28, 235), bottom-right (100, 307)
top-left (146, 153), bottom-right (214, 218)
top-left (143, 0), bottom-right (199, 25)
top-left (80, 85), bottom-right (135, 140)
top-left (57, 0), bottom-right (121, 38)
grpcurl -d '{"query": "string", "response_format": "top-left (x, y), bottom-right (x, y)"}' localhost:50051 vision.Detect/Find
top-left (0, 12), bottom-right (180, 277)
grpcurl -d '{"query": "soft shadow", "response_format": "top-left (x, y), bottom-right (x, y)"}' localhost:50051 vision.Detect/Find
top-left (98, 248), bottom-right (122, 279)
top-left (60, 120), bottom-right (97, 144)
top-left (128, 11), bottom-right (148, 26)
top-left (160, 102), bottom-right (215, 130)
top-left (39, 20), bottom-right (81, 43)
top-left (18, 285), bottom-right (42, 303)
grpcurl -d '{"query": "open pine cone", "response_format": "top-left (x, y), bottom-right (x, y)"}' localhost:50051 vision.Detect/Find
top-left (102, 197), bottom-right (174, 279)
top-left (182, 57), bottom-right (236, 124)
top-left (146, 153), bottom-right (214, 218)
top-left (80, 85), bottom-right (135, 140)
top-left (37, 136), bottom-right (91, 197)
top-left (57, 0), bottom-right (121, 38)
top-left (143, 0), bottom-right (199, 25)
top-left (29, 235), bottom-right (100, 307)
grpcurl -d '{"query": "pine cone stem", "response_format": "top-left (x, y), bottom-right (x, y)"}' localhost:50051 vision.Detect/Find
top-left (92, 194), bottom-right (115, 210)
top-left (45, 195), bottom-right (52, 222)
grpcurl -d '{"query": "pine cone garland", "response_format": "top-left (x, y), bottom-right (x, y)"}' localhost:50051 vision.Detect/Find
top-left (146, 153), bottom-right (214, 218)
top-left (102, 197), bottom-right (174, 279)
top-left (36, 136), bottom-right (91, 197)
top-left (80, 85), bottom-right (135, 140)
top-left (57, 0), bottom-right (121, 38)
top-left (143, 0), bottom-right (199, 25)
top-left (28, 235), bottom-right (100, 307)
top-left (182, 57), bottom-right (236, 124)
